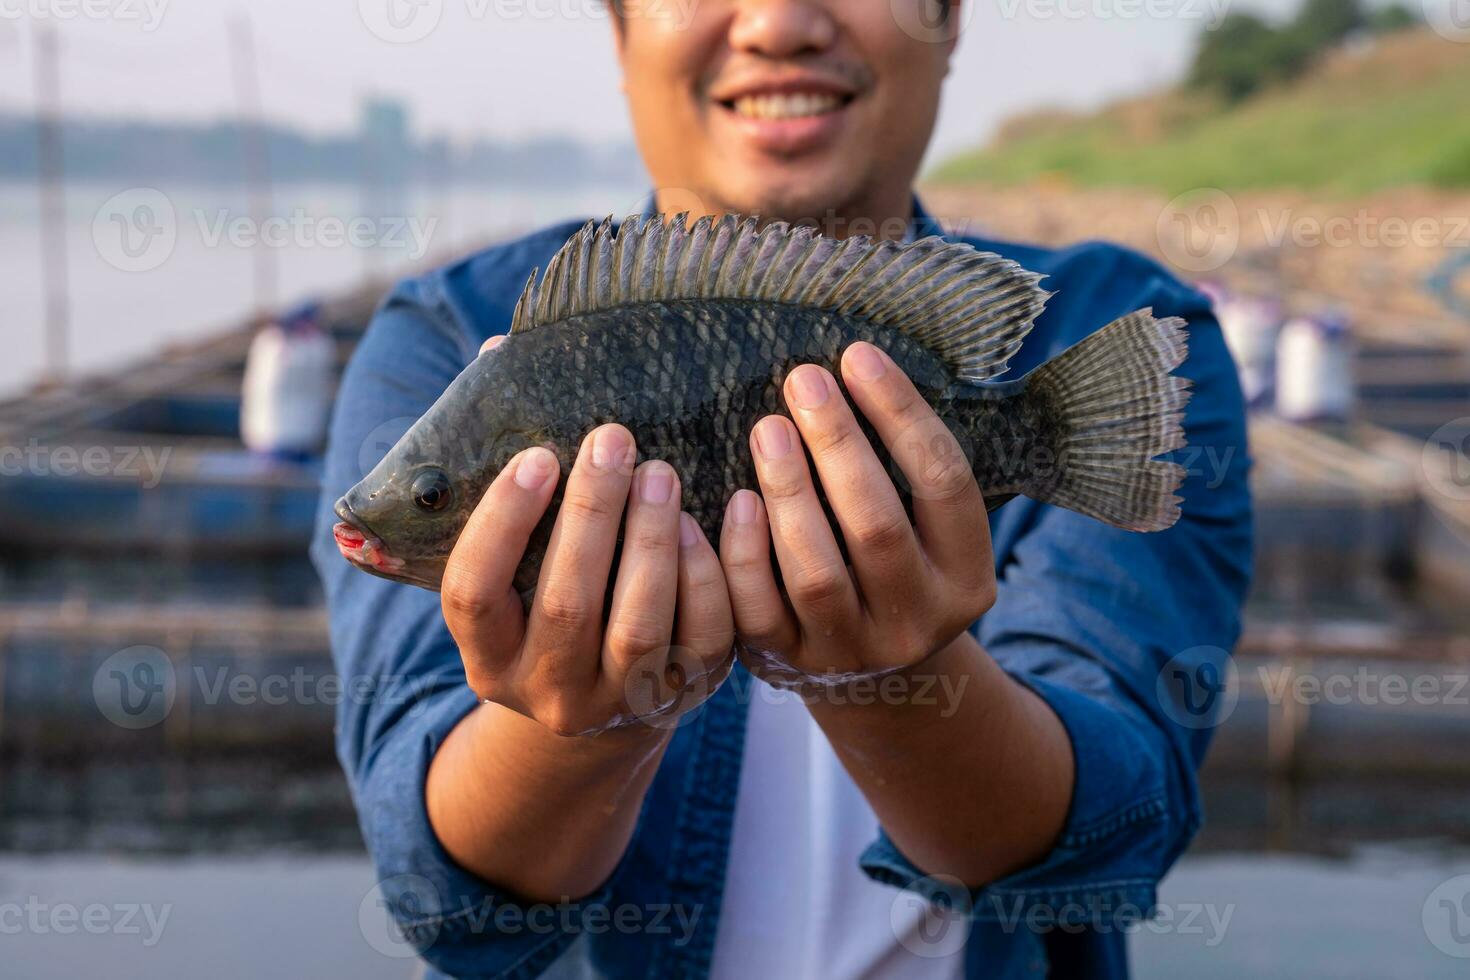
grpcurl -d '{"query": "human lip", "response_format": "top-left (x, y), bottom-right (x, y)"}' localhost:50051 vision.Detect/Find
top-left (713, 75), bottom-right (857, 118)
top-left (712, 79), bottom-right (858, 154)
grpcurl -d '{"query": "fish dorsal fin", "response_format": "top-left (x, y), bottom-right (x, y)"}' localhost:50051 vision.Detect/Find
top-left (510, 212), bottom-right (1050, 382)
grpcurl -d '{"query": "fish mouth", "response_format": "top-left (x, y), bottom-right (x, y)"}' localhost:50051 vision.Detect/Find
top-left (333, 499), bottom-right (406, 576)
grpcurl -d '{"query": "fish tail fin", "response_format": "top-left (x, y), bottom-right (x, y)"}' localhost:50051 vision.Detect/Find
top-left (1024, 309), bottom-right (1192, 532)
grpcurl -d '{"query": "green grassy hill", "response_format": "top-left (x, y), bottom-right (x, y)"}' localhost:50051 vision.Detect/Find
top-left (931, 29), bottom-right (1470, 195)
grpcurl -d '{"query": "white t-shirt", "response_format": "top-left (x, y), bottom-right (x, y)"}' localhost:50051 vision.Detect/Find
top-left (708, 682), bottom-right (969, 979)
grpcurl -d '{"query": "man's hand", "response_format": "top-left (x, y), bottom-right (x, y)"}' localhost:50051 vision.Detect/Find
top-left (427, 351), bottom-right (735, 901)
top-left (441, 422), bottom-right (735, 736)
top-left (719, 341), bottom-right (996, 685)
top-left (717, 341), bottom-right (1072, 887)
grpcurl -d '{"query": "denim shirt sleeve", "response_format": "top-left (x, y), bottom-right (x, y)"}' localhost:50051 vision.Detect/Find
top-left (859, 244), bottom-right (1254, 923)
top-left (310, 276), bottom-right (609, 978)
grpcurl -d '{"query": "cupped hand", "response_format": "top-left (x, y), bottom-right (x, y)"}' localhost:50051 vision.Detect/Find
top-left (719, 342), bottom-right (997, 689)
top-left (441, 419), bottom-right (735, 737)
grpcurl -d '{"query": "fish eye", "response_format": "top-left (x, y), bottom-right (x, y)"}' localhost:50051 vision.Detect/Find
top-left (411, 470), bottom-right (453, 513)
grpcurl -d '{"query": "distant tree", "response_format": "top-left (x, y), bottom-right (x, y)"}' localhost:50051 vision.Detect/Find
top-left (1188, 12), bottom-right (1311, 103)
top-left (1189, 13), bottom-right (1273, 102)
top-left (1289, 0), bottom-right (1366, 50)
top-left (1366, 3), bottom-right (1418, 33)
top-left (1187, 0), bottom-right (1386, 103)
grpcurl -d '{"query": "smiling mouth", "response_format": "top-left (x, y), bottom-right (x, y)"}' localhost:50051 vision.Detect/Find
top-left (720, 91), bottom-right (854, 121)
top-left (333, 500), bottom-right (406, 575)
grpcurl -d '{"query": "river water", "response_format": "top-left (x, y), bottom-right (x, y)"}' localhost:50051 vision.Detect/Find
top-left (1, 753), bottom-right (1468, 977)
top-left (0, 178), bottom-right (649, 398)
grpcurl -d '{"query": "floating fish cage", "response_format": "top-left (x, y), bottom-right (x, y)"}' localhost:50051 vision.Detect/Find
top-left (0, 287), bottom-right (380, 754)
top-left (1355, 340), bottom-right (1470, 441)
top-left (1249, 417), bottom-right (1421, 603)
top-left (0, 288), bottom-right (379, 557)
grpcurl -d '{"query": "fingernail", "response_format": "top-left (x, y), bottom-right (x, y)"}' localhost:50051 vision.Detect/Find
top-left (640, 464), bottom-right (675, 505)
top-left (481, 335), bottom-right (507, 354)
top-left (592, 426), bottom-right (632, 472)
top-left (754, 417), bottom-right (792, 460)
top-left (787, 365), bottom-right (831, 410)
top-left (679, 513), bottom-right (701, 548)
top-left (729, 490), bottom-right (758, 526)
top-left (846, 343), bottom-right (887, 382)
top-left (514, 448), bottom-right (556, 490)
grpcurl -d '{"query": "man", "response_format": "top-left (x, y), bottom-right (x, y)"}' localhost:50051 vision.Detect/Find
top-left (311, 2), bottom-right (1252, 977)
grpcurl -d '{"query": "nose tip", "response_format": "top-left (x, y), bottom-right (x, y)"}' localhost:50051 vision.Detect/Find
top-left (729, 1), bottom-right (837, 57)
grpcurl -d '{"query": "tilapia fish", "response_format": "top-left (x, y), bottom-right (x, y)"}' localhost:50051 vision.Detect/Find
top-left (334, 213), bottom-right (1190, 592)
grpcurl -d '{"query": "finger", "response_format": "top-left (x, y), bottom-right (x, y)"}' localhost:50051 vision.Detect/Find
top-left (718, 490), bottom-right (799, 656)
top-left (480, 334), bottom-right (506, 355)
top-left (749, 414), bottom-right (864, 638)
top-left (663, 514), bottom-right (736, 710)
top-left (601, 461), bottom-right (682, 682)
top-left (524, 424), bottom-right (637, 687)
top-left (783, 363), bottom-right (925, 610)
top-left (441, 447), bottom-right (560, 690)
top-left (841, 343), bottom-right (992, 583)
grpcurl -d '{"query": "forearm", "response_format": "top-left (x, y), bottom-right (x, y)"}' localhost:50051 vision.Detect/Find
top-left (807, 631), bottom-right (1075, 888)
top-left (426, 702), bottom-right (671, 902)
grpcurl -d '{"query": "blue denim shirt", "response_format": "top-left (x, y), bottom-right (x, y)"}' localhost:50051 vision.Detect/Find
top-left (310, 199), bottom-right (1253, 979)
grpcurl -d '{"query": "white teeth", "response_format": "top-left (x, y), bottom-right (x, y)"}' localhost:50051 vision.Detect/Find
top-left (732, 92), bottom-right (842, 120)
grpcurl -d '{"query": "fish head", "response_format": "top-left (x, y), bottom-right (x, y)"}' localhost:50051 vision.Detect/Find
top-left (333, 370), bottom-right (540, 592)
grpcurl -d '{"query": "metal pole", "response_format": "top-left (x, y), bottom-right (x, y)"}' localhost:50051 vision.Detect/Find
top-left (34, 23), bottom-right (69, 383)
top-left (228, 11), bottom-right (277, 317)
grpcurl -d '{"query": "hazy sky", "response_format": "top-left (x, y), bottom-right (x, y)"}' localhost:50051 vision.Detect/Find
top-left (0, 0), bottom-right (1302, 166)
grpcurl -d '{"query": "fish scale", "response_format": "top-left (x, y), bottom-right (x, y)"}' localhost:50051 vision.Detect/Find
top-left (333, 214), bottom-right (1191, 593)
